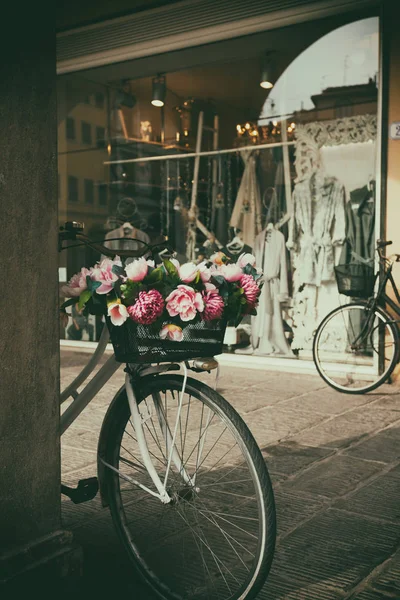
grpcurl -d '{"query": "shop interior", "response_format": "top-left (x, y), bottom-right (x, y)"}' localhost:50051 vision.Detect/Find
top-left (58, 10), bottom-right (379, 360)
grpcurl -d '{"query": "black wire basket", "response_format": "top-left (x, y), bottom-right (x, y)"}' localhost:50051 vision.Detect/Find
top-left (106, 318), bottom-right (227, 364)
top-left (334, 263), bottom-right (376, 298)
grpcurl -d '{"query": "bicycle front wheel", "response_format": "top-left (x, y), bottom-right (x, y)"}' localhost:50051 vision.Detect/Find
top-left (313, 302), bottom-right (399, 394)
top-left (102, 374), bottom-right (276, 600)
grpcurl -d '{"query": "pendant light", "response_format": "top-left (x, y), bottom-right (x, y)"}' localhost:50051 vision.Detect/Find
top-left (260, 52), bottom-right (276, 90)
top-left (151, 74), bottom-right (166, 107)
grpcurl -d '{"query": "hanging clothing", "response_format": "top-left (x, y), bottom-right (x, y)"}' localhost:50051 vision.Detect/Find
top-left (287, 172), bottom-right (346, 286)
top-left (251, 226), bottom-right (292, 355)
top-left (230, 150), bottom-right (262, 247)
top-left (340, 184), bottom-right (375, 265)
top-left (102, 224), bottom-right (150, 262)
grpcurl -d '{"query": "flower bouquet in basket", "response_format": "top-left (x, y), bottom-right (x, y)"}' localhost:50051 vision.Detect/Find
top-left (61, 251), bottom-right (263, 362)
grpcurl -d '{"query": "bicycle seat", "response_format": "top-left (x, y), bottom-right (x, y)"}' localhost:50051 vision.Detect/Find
top-left (190, 357), bottom-right (219, 371)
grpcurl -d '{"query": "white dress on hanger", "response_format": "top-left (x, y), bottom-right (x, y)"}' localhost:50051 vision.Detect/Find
top-left (251, 225), bottom-right (292, 356)
top-left (230, 150), bottom-right (262, 247)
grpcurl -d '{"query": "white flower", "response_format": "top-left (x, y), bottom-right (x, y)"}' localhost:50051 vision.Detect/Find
top-left (107, 301), bottom-right (129, 326)
top-left (179, 262), bottom-right (199, 283)
top-left (237, 253), bottom-right (256, 268)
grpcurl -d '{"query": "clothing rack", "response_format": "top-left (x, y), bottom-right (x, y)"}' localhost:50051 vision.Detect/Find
top-left (104, 139), bottom-right (295, 166)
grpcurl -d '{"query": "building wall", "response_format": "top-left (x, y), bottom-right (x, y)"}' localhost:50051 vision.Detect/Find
top-left (385, 2), bottom-right (400, 283)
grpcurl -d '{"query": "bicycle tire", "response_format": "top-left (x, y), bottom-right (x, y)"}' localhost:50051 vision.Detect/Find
top-left (313, 302), bottom-right (399, 394)
top-left (101, 374), bottom-right (276, 600)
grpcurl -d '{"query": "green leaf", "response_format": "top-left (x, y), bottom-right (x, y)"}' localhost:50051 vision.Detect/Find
top-left (60, 297), bottom-right (78, 310)
top-left (112, 264), bottom-right (124, 277)
top-left (78, 289), bottom-right (92, 310)
top-left (212, 275), bottom-right (225, 286)
top-left (163, 259), bottom-right (179, 277)
top-left (86, 276), bottom-right (101, 292)
top-left (145, 267), bottom-right (163, 284)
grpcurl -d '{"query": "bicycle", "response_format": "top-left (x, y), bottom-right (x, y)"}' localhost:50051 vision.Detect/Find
top-left (59, 222), bottom-right (276, 600)
top-left (312, 239), bottom-right (400, 394)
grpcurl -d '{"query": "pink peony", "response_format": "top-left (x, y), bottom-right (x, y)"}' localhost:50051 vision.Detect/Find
top-left (127, 289), bottom-right (165, 325)
top-left (107, 300), bottom-right (129, 326)
top-left (125, 257), bottom-right (150, 282)
top-left (165, 285), bottom-right (204, 322)
top-left (62, 267), bottom-right (91, 298)
top-left (218, 263), bottom-right (242, 282)
top-left (160, 323), bottom-right (183, 342)
top-left (240, 274), bottom-right (260, 308)
top-left (237, 253), bottom-right (256, 269)
top-left (91, 257), bottom-right (120, 295)
top-left (202, 284), bottom-right (224, 321)
top-left (179, 262), bottom-right (198, 283)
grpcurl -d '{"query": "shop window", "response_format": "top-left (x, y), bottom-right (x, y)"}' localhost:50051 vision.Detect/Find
top-left (81, 121), bottom-right (92, 145)
top-left (57, 14), bottom-right (379, 366)
top-left (98, 183), bottom-right (108, 206)
top-left (66, 117), bottom-right (75, 140)
top-left (67, 176), bottom-right (79, 203)
top-left (95, 92), bottom-right (105, 109)
top-left (84, 179), bottom-right (94, 204)
top-left (96, 126), bottom-right (106, 147)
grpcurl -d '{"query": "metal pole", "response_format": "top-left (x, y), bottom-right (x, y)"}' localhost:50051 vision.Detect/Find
top-left (104, 139), bottom-right (295, 166)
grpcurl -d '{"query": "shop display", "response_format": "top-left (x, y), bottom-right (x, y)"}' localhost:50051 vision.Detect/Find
top-left (229, 149), bottom-right (263, 247)
top-left (251, 224), bottom-right (292, 356)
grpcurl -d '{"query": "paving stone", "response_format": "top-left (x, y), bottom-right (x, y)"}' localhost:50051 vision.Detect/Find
top-left (335, 465), bottom-right (400, 523)
top-left (271, 509), bottom-right (400, 592)
top-left (225, 387), bottom-right (294, 411)
top-left (61, 446), bottom-right (97, 474)
top-left (259, 575), bottom-right (342, 600)
top-left (293, 387), bottom-right (378, 416)
top-left (290, 404), bottom-right (400, 448)
top-left (344, 426), bottom-right (400, 463)
top-left (261, 442), bottom-right (334, 478)
top-left (283, 455), bottom-right (382, 499)
top-left (274, 490), bottom-right (326, 537)
top-left (372, 550), bottom-right (400, 596)
top-left (244, 404), bottom-right (327, 447)
top-left (347, 589), bottom-right (396, 599)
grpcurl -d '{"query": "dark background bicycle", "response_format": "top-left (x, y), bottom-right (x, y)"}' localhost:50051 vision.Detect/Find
top-left (313, 239), bottom-right (400, 394)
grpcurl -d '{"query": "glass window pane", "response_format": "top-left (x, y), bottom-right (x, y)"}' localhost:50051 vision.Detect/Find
top-left (81, 121), bottom-right (92, 145)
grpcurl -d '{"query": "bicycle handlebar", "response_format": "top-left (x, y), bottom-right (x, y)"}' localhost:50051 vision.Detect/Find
top-left (58, 221), bottom-right (175, 259)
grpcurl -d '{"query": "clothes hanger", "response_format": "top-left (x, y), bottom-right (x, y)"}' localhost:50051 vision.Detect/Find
top-left (226, 228), bottom-right (245, 251)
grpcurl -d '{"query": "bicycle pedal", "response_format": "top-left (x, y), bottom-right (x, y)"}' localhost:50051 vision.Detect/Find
top-left (61, 477), bottom-right (99, 504)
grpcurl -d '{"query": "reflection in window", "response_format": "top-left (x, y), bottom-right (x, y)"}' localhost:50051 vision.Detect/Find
top-left (68, 176), bottom-right (79, 203)
top-left (96, 126), bottom-right (106, 147)
top-left (84, 179), bottom-right (94, 204)
top-left (66, 117), bottom-right (75, 140)
top-left (81, 121), bottom-right (92, 145)
top-left (260, 17), bottom-right (379, 123)
top-left (98, 183), bottom-right (108, 207)
top-left (95, 92), bottom-right (105, 109)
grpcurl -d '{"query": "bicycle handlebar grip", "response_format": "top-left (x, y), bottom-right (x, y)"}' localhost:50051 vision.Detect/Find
top-left (377, 239), bottom-right (392, 248)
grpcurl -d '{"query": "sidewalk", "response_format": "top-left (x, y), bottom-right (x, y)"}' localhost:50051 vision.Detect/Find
top-left (61, 350), bottom-right (400, 599)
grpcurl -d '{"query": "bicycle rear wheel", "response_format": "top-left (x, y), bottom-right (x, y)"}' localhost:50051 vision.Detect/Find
top-left (313, 302), bottom-right (399, 394)
top-left (101, 374), bottom-right (276, 600)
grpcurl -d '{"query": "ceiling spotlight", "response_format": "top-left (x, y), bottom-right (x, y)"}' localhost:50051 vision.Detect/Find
top-left (151, 74), bottom-right (166, 107)
top-left (260, 53), bottom-right (276, 90)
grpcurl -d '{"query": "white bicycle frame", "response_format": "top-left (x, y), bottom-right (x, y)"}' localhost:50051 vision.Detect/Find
top-left (61, 326), bottom-right (203, 504)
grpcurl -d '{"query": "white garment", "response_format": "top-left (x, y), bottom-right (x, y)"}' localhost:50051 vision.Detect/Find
top-left (230, 150), bottom-right (262, 247)
top-left (287, 172), bottom-right (345, 286)
top-left (102, 225), bottom-right (150, 262)
top-left (104, 225), bottom-right (150, 251)
top-left (251, 226), bottom-right (292, 355)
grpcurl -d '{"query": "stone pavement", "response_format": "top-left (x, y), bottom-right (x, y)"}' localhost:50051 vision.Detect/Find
top-left (60, 349), bottom-right (400, 599)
